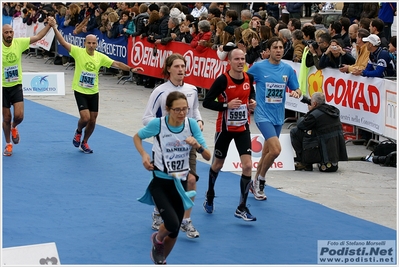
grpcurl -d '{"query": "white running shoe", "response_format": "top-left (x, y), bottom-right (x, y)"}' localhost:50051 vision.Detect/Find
top-left (250, 179), bottom-right (267, 201)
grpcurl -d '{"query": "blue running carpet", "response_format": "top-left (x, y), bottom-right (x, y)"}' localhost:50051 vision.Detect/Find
top-left (2, 100), bottom-right (396, 265)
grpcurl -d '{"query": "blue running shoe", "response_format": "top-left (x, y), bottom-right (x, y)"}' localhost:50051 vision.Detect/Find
top-left (203, 198), bottom-right (214, 214)
top-left (80, 141), bottom-right (93, 154)
top-left (73, 129), bottom-right (82, 147)
top-left (234, 206), bottom-right (256, 221)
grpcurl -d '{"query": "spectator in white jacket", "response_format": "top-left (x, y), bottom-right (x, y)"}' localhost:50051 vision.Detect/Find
top-left (170, 3), bottom-right (186, 24)
top-left (191, 2), bottom-right (207, 19)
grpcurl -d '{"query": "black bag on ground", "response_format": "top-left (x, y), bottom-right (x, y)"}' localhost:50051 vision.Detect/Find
top-left (370, 141), bottom-right (397, 167)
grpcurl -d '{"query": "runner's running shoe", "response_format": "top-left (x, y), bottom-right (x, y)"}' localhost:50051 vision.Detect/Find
top-left (203, 198), bottom-right (215, 214)
top-left (73, 129), bottom-right (82, 147)
top-left (250, 179), bottom-right (267, 201)
top-left (3, 144), bottom-right (13, 156)
top-left (234, 206), bottom-right (257, 221)
top-left (11, 127), bottom-right (20, 144)
top-left (180, 220), bottom-right (200, 238)
top-left (80, 141), bottom-right (93, 153)
top-left (151, 212), bottom-right (163, 231)
top-left (203, 191), bottom-right (215, 213)
top-left (150, 232), bottom-right (166, 265)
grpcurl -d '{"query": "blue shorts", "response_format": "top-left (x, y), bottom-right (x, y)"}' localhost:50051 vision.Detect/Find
top-left (256, 121), bottom-right (282, 141)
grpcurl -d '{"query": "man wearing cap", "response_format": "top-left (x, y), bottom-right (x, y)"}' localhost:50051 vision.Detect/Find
top-left (352, 34), bottom-right (395, 78)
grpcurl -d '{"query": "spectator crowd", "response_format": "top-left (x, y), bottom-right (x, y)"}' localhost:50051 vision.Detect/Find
top-left (3, 2), bottom-right (397, 84)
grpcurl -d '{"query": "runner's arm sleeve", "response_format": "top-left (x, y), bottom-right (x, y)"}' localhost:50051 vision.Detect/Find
top-left (202, 74), bottom-right (228, 111)
top-left (188, 118), bottom-right (208, 149)
top-left (191, 87), bottom-right (203, 121)
top-left (248, 74), bottom-right (256, 101)
top-left (138, 118), bottom-right (161, 139)
top-left (142, 91), bottom-right (161, 126)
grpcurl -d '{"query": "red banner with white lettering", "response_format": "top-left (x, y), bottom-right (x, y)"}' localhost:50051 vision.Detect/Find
top-left (128, 37), bottom-right (228, 89)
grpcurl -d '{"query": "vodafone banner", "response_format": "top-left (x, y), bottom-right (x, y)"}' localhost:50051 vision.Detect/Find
top-left (221, 134), bottom-right (295, 172)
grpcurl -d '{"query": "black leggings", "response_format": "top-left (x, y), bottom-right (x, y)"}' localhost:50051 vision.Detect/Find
top-left (149, 176), bottom-right (184, 238)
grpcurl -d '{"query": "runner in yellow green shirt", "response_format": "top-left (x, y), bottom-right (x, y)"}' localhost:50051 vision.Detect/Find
top-left (2, 20), bottom-right (55, 156)
top-left (49, 21), bottom-right (144, 153)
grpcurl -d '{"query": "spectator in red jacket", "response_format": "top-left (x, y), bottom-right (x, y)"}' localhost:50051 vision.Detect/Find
top-left (190, 19), bottom-right (211, 52)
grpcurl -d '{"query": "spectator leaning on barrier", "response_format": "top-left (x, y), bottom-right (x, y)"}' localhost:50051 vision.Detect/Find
top-left (339, 28), bottom-right (371, 74)
top-left (306, 32), bottom-right (331, 70)
top-left (131, 4), bottom-right (149, 38)
top-left (98, 11), bottom-right (109, 33)
top-left (55, 5), bottom-right (67, 27)
top-left (106, 11), bottom-right (121, 39)
top-left (83, 3), bottom-right (99, 33)
top-left (120, 11), bottom-right (135, 37)
top-left (141, 10), bottom-right (160, 39)
top-left (151, 5), bottom-right (170, 41)
top-left (155, 17), bottom-right (180, 45)
top-left (352, 34), bottom-right (396, 78)
top-left (64, 3), bottom-right (80, 28)
top-left (190, 20), bottom-right (212, 52)
top-left (176, 20), bottom-right (194, 44)
top-left (12, 4), bottom-right (22, 18)
top-left (319, 39), bottom-right (356, 70)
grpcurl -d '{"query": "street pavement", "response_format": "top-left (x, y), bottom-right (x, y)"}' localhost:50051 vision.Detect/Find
top-left (21, 55), bottom-right (397, 230)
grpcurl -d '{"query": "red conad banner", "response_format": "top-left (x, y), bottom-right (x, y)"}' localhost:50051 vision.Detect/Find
top-left (127, 37), bottom-right (228, 89)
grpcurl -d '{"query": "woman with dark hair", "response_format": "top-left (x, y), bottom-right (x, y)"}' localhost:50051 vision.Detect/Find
top-left (141, 10), bottom-right (160, 39)
top-left (142, 53), bottom-right (208, 241)
top-left (135, 91), bottom-right (210, 264)
top-left (132, 3), bottom-right (149, 38)
top-left (319, 39), bottom-right (356, 69)
top-left (120, 10), bottom-right (135, 37)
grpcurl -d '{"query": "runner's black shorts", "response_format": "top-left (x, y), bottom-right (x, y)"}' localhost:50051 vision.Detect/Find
top-left (74, 90), bottom-right (99, 112)
top-left (213, 130), bottom-right (252, 159)
top-left (3, 84), bottom-right (23, 108)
